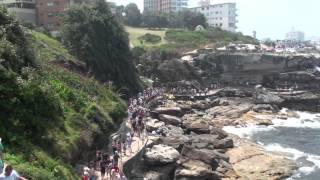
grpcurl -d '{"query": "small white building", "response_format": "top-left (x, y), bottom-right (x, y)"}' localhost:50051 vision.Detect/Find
top-left (190, 2), bottom-right (237, 32)
top-left (0, 0), bottom-right (36, 25)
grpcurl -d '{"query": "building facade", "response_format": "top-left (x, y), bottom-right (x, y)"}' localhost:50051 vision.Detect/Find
top-left (36, 0), bottom-right (71, 33)
top-left (0, 0), bottom-right (37, 25)
top-left (144, 0), bottom-right (188, 14)
top-left (190, 3), bottom-right (237, 32)
top-left (286, 30), bottom-right (305, 42)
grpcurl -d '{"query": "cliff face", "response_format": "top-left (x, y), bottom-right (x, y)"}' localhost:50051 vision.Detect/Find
top-left (196, 52), bottom-right (320, 90)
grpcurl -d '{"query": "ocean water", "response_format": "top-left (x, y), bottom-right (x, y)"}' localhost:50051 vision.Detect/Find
top-left (223, 111), bottom-right (320, 180)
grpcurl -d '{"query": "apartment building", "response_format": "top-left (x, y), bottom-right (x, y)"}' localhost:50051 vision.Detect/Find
top-left (36, 0), bottom-right (71, 34)
top-left (144, 0), bottom-right (188, 14)
top-left (0, 0), bottom-right (37, 25)
top-left (190, 3), bottom-right (237, 32)
top-left (286, 30), bottom-right (305, 42)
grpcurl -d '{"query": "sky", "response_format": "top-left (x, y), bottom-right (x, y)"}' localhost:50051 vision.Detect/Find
top-left (107, 0), bottom-right (320, 40)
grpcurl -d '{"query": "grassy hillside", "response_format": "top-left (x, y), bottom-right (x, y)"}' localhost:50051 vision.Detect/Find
top-left (1, 8), bottom-right (127, 179)
top-left (125, 26), bottom-right (167, 47)
top-left (126, 26), bottom-right (258, 52)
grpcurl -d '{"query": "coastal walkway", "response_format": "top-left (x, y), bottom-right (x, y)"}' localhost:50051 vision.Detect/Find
top-left (94, 119), bottom-right (148, 180)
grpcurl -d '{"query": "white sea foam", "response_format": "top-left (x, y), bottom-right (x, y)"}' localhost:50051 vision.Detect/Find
top-left (264, 143), bottom-right (320, 175)
top-left (223, 124), bottom-right (274, 138)
top-left (272, 111), bottom-right (320, 129)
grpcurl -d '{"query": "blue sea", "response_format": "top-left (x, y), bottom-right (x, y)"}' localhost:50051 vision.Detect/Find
top-left (224, 111), bottom-right (320, 180)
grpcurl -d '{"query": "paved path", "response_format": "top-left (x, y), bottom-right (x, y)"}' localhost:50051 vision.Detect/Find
top-left (94, 121), bottom-right (148, 180)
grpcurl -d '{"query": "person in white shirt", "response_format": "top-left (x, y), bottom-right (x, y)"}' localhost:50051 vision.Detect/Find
top-left (0, 165), bottom-right (27, 180)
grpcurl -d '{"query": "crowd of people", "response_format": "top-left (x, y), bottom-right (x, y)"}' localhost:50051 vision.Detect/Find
top-left (82, 88), bottom-right (163, 180)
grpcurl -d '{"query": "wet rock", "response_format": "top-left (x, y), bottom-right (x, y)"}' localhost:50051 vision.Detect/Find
top-left (144, 144), bottom-right (180, 165)
top-left (175, 159), bottom-right (219, 180)
top-left (159, 114), bottom-right (182, 126)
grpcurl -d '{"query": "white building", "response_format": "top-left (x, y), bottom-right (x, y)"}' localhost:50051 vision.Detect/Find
top-left (190, 2), bottom-right (237, 32)
top-left (144, 0), bottom-right (188, 14)
top-left (286, 30), bottom-right (305, 42)
top-left (0, 0), bottom-right (36, 25)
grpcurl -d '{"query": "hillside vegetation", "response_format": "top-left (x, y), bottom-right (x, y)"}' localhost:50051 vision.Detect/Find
top-left (0, 7), bottom-right (126, 179)
top-left (126, 26), bottom-right (258, 52)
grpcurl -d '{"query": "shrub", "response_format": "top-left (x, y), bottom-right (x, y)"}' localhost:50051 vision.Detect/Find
top-left (138, 33), bottom-right (162, 44)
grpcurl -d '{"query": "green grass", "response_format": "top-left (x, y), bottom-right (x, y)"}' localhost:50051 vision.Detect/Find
top-left (125, 26), bottom-right (167, 47)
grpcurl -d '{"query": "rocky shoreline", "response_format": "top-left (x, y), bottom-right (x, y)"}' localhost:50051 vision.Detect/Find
top-left (121, 87), bottom-right (316, 180)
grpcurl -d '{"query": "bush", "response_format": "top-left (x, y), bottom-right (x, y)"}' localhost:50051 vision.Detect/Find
top-left (138, 33), bottom-right (161, 44)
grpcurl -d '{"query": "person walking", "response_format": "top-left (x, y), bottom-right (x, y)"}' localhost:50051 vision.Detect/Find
top-left (0, 165), bottom-right (27, 180)
top-left (0, 138), bottom-right (4, 174)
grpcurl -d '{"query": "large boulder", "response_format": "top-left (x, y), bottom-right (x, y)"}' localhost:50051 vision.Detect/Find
top-left (206, 103), bottom-right (253, 119)
top-left (146, 118), bottom-right (165, 132)
top-left (153, 107), bottom-right (182, 117)
top-left (182, 114), bottom-right (210, 134)
top-left (181, 146), bottom-right (229, 167)
top-left (144, 144), bottom-right (180, 165)
top-left (159, 114), bottom-right (182, 126)
top-left (226, 138), bottom-right (297, 180)
top-left (175, 159), bottom-right (219, 180)
top-left (189, 134), bottom-right (234, 149)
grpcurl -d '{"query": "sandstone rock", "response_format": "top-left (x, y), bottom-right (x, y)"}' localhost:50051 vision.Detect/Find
top-left (159, 114), bottom-right (182, 126)
top-left (189, 134), bottom-right (233, 149)
top-left (175, 159), bottom-right (219, 180)
top-left (144, 144), bottom-right (180, 165)
top-left (226, 138), bottom-right (297, 180)
top-left (181, 146), bottom-right (229, 166)
top-left (207, 103), bottom-right (253, 119)
top-left (182, 114), bottom-right (210, 134)
top-left (241, 111), bottom-right (275, 126)
top-left (146, 118), bottom-right (165, 132)
top-left (153, 107), bottom-right (182, 117)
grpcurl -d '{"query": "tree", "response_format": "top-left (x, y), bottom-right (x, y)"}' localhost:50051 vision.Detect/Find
top-left (62, 0), bottom-right (141, 92)
top-left (180, 10), bottom-right (207, 30)
top-left (124, 3), bottom-right (141, 27)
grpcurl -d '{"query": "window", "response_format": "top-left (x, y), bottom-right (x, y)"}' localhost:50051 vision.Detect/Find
top-left (47, 2), bottom-right (54, 6)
